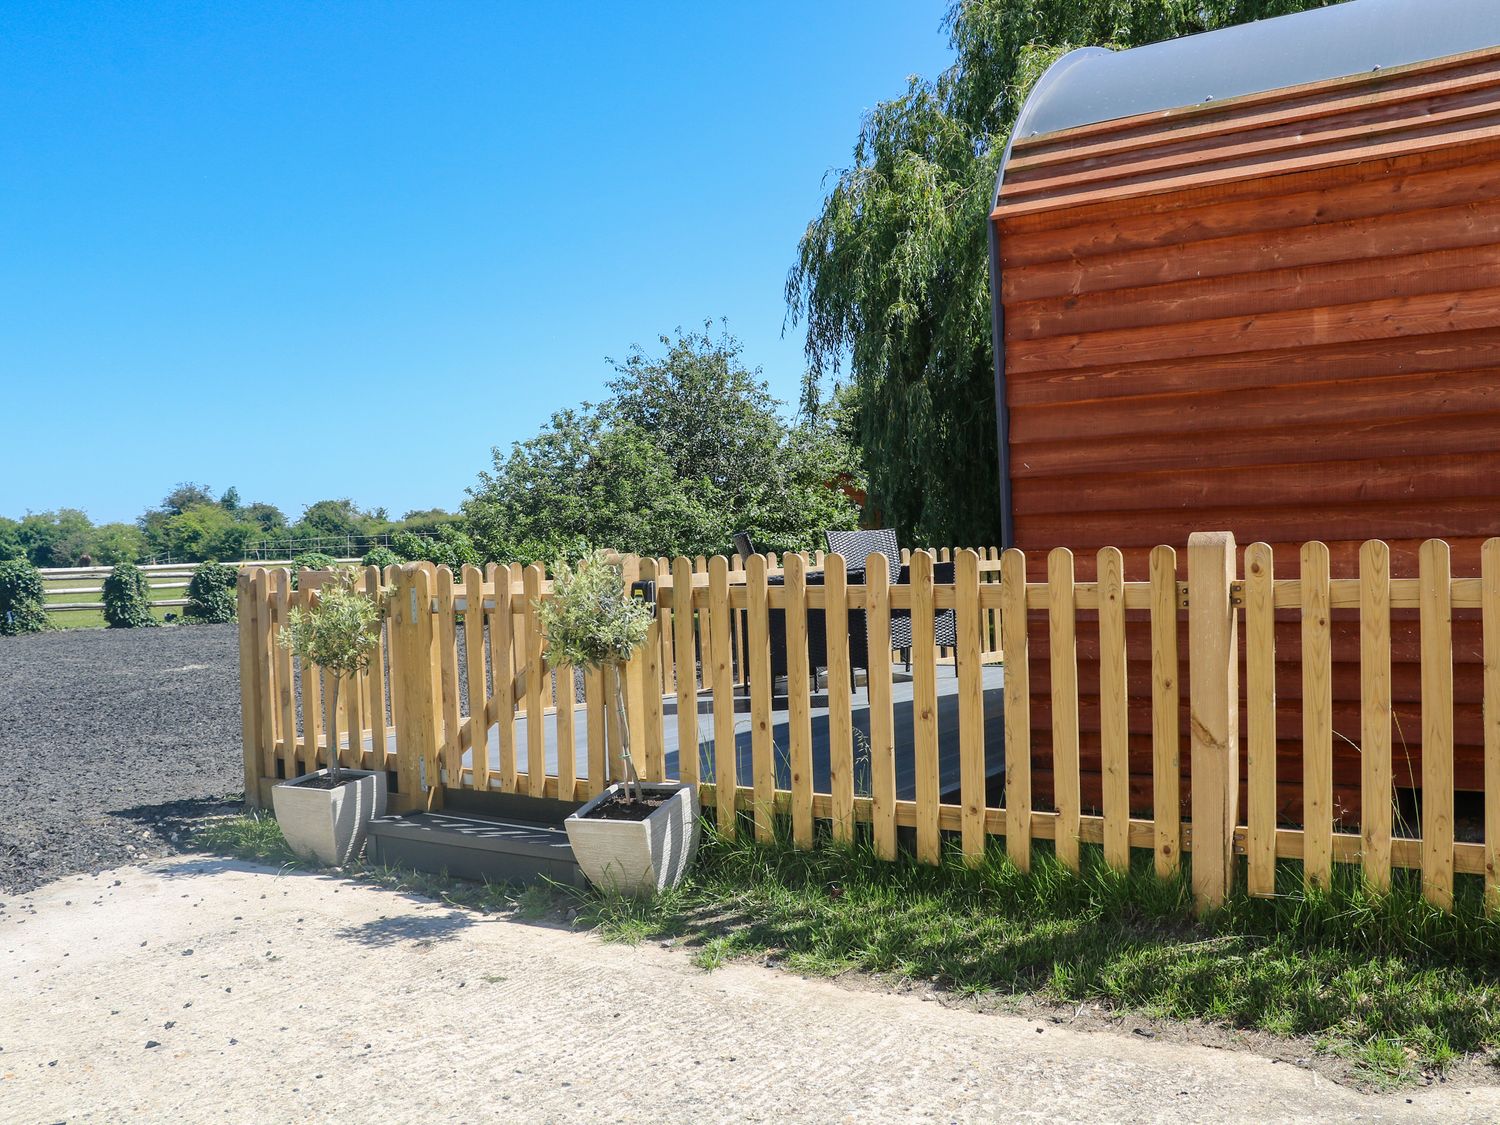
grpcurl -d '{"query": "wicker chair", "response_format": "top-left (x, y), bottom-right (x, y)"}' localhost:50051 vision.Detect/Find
top-left (824, 529), bottom-right (957, 663)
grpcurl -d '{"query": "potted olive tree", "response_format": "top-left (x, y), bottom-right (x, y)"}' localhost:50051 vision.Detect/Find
top-left (272, 567), bottom-right (390, 866)
top-left (541, 550), bottom-right (701, 895)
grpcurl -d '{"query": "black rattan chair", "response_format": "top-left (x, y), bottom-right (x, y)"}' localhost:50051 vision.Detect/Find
top-left (825, 529), bottom-right (957, 667)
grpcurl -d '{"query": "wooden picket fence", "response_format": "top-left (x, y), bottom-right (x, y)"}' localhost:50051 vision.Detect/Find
top-left (238, 532), bottom-right (1500, 912)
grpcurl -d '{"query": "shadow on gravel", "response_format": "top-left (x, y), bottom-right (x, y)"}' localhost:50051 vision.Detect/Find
top-left (114, 795), bottom-right (246, 845)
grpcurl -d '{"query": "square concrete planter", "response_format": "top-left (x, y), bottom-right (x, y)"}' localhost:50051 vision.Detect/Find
top-left (565, 782), bottom-right (700, 896)
top-left (272, 768), bottom-right (388, 867)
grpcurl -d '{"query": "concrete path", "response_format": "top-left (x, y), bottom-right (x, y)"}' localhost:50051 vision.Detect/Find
top-left (3, 859), bottom-right (1497, 1124)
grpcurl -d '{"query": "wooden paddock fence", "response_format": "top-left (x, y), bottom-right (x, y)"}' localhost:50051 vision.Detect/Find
top-left (40, 559), bottom-right (355, 615)
top-left (238, 533), bottom-right (1500, 912)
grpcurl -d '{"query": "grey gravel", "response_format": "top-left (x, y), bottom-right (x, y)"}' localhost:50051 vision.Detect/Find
top-left (0, 624), bottom-right (243, 893)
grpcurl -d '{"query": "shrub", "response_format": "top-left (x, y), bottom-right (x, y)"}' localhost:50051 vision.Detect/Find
top-left (391, 526), bottom-right (481, 572)
top-left (292, 550), bottom-right (337, 572)
top-left (102, 562), bottom-right (157, 628)
top-left (185, 561), bottom-right (238, 623)
top-left (362, 546), bottom-right (399, 570)
top-left (291, 551), bottom-right (337, 590)
top-left (0, 559), bottom-right (49, 635)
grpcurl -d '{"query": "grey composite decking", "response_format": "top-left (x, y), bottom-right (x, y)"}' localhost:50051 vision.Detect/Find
top-left (370, 662), bottom-right (1007, 803)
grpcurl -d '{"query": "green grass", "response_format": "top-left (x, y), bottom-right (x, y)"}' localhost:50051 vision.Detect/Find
top-left (41, 578), bottom-right (188, 629)
top-left (190, 812), bottom-right (1500, 1086)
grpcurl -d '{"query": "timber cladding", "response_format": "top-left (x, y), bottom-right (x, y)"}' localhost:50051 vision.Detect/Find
top-left (991, 45), bottom-right (1500, 821)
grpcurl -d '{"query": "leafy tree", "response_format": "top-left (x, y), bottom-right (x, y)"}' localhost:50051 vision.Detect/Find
top-left (219, 485), bottom-right (242, 512)
top-left (278, 568), bottom-right (389, 780)
top-left (161, 482), bottom-right (217, 515)
top-left (787, 0), bottom-right (1343, 545)
top-left (0, 518), bottom-right (21, 563)
top-left (398, 508), bottom-right (462, 536)
top-left (241, 502), bottom-right (287, 533)
top-left (391, 525), bottom-right (481, 572)
top-left (292, 498), bottom-right (385, 543)
top-left (464, 325), bottom-right (861, 563)
top-left (16, 509), bottom-right (94, 567)
top-left (148, 504), bottom-right (257, 562)
top-left (538, 550), bottom-right (654, 801)
top-left (87, 522), bottom-right (147, 566)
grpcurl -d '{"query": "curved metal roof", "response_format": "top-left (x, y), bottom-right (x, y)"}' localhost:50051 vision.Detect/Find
top-left (1012, 0), bottom-right (1500, 141)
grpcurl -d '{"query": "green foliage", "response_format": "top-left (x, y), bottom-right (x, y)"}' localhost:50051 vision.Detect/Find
top-left (787, 0), bottom-right (1344, 545)
top-left (397, 508), bottom-right (463, 536)
top-left (0, 518), bottom-right (22, 563)
top-left (279, 567), bottom-right (388, 678)
top-left (102, 562), bottom-right (157, 628)
top-left (218, 485), bottom-right (241, 512)
top-left (290, 551), bottom-right (337, 590)
top-left (88, 522), bottom-right (148, 565)
top-left (240, 501), bottom-right (287, 533)
top-left (144, 503), bottom-right (256, 563)
top-left (160, 482), bottom-right (217, 515)
top-left (291, 498), bottom-right (388, 542)
top-left (292, 551), bottom-right (337, 573)
top-left (391, 525), bottom-right (481, 571)
top-left (0, 558), bottom-right (49, 635)
top-left (16, 508), bottom-right (94, 567)
top-left (185, 561), bottom-right (239, 623)
top-left (537, 550), bottom-right (654, 671)
top-left (464, 324), bottom-right (861, 563)
top-left (361, 546), bottom-right (400, 570)
top-left (278, 567), bottom-right (389, 776)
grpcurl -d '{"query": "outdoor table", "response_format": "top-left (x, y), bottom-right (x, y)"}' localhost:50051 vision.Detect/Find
top-left (766, 565), bottom-right (865, 684)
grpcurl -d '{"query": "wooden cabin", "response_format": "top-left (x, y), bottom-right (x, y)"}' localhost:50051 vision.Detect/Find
top-left (987, 0), bottom-right (1500, 824)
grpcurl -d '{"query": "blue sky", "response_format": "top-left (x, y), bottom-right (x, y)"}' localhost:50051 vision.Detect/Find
top-left (1, 1), bottom-right (954, 525)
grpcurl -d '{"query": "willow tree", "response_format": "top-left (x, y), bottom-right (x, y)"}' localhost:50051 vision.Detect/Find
top-left (786, 0), bottom-right (1344, 547)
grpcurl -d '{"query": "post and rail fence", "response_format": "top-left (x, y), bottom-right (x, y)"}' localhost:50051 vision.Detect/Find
top-left (237, 533), bottom-right (1500, 913)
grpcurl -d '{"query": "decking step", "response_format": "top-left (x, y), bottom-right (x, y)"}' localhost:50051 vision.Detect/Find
top-left (366, 811), bottom-right (583, 887)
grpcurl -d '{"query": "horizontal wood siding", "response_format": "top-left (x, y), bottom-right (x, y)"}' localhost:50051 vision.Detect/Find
top-left (994, 46), bottom-right (1500, 818)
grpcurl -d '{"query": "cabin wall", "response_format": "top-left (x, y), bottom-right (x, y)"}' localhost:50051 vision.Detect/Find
top-left (992, 46), bottom-right (1500, 820)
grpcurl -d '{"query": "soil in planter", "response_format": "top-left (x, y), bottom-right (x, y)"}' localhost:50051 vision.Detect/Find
top-left (582, 791), bottom-right (675, 822)
top-left (291, 773), bottom-right (367, 791)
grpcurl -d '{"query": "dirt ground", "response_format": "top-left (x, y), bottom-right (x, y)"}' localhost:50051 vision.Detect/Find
top-left (4, 858), bottom-right (1499, 1124)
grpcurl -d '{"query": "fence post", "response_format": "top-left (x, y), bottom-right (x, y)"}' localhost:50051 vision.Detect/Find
top-left (1188, 531), bottom-right (1239, 911)
top-left (237, 570), bottom-right (265, 809)
top-left (389, 563), bottom-right (443, 813)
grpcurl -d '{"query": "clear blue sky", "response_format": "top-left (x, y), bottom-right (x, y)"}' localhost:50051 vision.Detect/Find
top-left (1, 1), bottom-right (954, 526)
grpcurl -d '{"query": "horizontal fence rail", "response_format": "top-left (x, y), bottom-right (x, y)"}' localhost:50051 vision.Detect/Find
top-left (41, 559), bottom-right (357, 616)
top-left (238, 534), bottom-right (1500, 913)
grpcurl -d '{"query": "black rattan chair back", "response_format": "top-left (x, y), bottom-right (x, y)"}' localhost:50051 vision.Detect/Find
top-left (824, 528), bottom-right (900, 582)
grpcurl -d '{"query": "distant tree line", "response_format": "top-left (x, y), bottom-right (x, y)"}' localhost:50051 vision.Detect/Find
top-left (0, 485), bottom-right (467, 569)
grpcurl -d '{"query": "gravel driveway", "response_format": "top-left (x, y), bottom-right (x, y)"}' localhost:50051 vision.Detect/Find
top-left (0, 625), bottom-right (243, 894)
